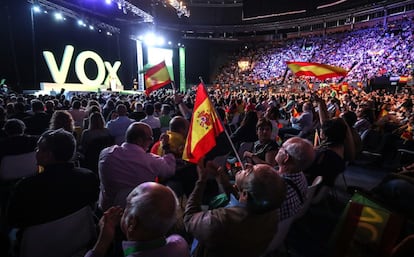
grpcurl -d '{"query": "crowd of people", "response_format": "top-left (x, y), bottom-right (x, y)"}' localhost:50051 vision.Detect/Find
top-left (214, 17), bottom-right (413, 88)
top-left (0, 16), bottom-right (414, 257)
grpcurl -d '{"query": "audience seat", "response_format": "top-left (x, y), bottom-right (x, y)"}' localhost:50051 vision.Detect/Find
top-left (113, 187), bottom-right (135, 209)
top-left (359, 129), bottom-right (383, 159)
top-left (0, 152), bottom-right (37, 181)
top-left (20, 206), bottom-right (97, 257)
top-left (80, 135), bottom-right (114, 175)
top-left (238, 141), bottom-right (254, 161)
top-left (263, 216), bottom-right (296, 256)
top-left (296, 176), bottom-right (323, 219)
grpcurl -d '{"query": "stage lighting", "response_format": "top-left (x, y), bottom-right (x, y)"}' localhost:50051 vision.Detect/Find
top-left (168, 0), bottom-right (190, 17)
top-left (105, 0), bottom-right (112, 4)
top-left (77, 19), bottom-right (86, 26)
top-left (168, 41), bottom-right (172, 45)
top-left (89, 25), bottom-right (94, 30)
top-left (54, 12), bottom-right (64, 21)
top-left (144, 33), bottom-right (156, 46)
top-left (33, 5), bottom-right (41, 13)
top-left (157, 36), bottom-right (165, 46)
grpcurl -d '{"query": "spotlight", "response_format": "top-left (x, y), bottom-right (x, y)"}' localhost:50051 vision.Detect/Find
top-left (156, 36), bottom-right (165, 46)
top-left (33, 5), bottom-right (41, 13)
top-left (105, 0), bottom-right (112, 4)
top-left (168, 41), bottom-right (172, 45)
top-left (144, 33), bottom-right (156, 46)
top-left (89, 25), bottom-right (94, 30)
top-left (54, 12), bottom-right (64, 21)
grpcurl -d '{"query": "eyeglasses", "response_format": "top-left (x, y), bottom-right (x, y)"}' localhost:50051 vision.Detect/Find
top-left (279, 145), bottom-right (292, 158)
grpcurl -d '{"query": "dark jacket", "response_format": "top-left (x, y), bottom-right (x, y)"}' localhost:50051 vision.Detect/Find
top-left (7, 163), bottom-right (99, 228)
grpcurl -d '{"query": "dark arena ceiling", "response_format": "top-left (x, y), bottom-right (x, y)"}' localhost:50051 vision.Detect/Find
top-left (34, 0), bottom-right (407, 37)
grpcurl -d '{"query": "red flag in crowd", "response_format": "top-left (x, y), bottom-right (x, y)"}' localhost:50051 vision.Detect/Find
top-left (287, 61), bottom-right (348, 80)
top-left (182, 83), bottom-right (224, 164)
top-left (144, 61), bottom-right (172, 95)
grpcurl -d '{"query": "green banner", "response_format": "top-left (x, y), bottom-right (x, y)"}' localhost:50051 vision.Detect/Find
top-left (179, 47), bottom-right (186, 92)
top-left (331, 193), bottom-right (404, 257)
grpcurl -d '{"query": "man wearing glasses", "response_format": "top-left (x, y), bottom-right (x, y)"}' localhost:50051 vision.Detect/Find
top-left (184, 160), bottom-right (286, 257)
top-left (275, 137), bottom-right (315, 221)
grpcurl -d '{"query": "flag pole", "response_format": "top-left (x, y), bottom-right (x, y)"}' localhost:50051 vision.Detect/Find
top-left (338, 60), bottom-right (360, 83)
top-left (279, 67), bottom-right (289, 85)
top-left (171, 80), bottom-right (177, 94)
top-left (198, 77), bottom-right (245, 170)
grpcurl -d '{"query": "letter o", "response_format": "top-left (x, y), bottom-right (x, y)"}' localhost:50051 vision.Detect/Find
top-left (75, 51), bottom-right (106, 86)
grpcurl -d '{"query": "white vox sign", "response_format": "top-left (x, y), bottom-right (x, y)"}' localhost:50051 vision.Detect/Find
top-left (43, 45), bottom-right (122, 87)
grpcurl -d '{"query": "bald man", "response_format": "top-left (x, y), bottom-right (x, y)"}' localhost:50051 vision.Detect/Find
top-left (85, 182), bottom-right (190, 257)
top-left (98, 122), bottom-right (176, 211)
top-left (275, 137), bottom-right (315, 221)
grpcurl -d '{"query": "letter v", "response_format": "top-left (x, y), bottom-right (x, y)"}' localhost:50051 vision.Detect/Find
top-left (43, 45), bottom-right (74, 84)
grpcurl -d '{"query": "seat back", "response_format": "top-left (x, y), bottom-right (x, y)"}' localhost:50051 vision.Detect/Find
top-left (361, 129), bottom-right (383, 153)
top-left (82, 135), bottom-right (114, 174)
top-left (113, 187), bottom-right (135, 209)
top-left (238, 141), bottom-right (254, 160)
top-left (0, 152), bottom-right (37, 181)
top-left (295, 176), bottom-right (323, 219)
top-left (311, 185), bottom-right (330, 205)
top-left (264, 216), bottom-right (296, 254)
top-left (20, 206), bottom-right (96, 257)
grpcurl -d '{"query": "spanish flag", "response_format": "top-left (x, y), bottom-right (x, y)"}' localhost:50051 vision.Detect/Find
top-left (144, 61), bottom-right (172, 95)
top-left (292, 107), bottom-right (300, 118)
top-left (182, 83), bottom-right (224, 164)
top-left (287, 62), bottom-right (348, 80)
top-left (378, 108), bottom-right (388, 120)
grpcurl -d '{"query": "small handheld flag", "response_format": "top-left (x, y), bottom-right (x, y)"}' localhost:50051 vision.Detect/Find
top-left (182, 83), bottom-right (224, 164)
top-left (144, 61), bottom-right (172, 95)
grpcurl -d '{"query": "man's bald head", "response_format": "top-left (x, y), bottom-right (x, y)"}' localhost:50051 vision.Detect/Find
top-left (122, 182), bottom-right (178, 239)
top-left (236, 164), bottom-right (286, 214)
top-left (125, 122), bottom-right (152, 146)
top-left (169, 116), bottom-right (189, 137)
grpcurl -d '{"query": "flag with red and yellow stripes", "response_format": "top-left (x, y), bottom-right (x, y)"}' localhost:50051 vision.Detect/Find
top-left (144, 61), bottom-right (172, 95)
top-left (292, 107), bottom-right (300, 118)
top-left (287, 61), bottom-right (348, 80)
top-left (182, 83), bottom-right (224, 164)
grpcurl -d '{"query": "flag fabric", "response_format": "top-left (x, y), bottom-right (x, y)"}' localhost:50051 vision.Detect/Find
top-left (182, 83), bottom-right (224, 164)
top-left (292, 107), bottom-right (300, 118)
top-left (144, 61), bottom-right (171, 95)
top-left (287, 61), bottom-right (348, 80)
top-left (331, 192), bottom-right (404, 257)
top-left (378, 108), bottom-right (388, 120)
